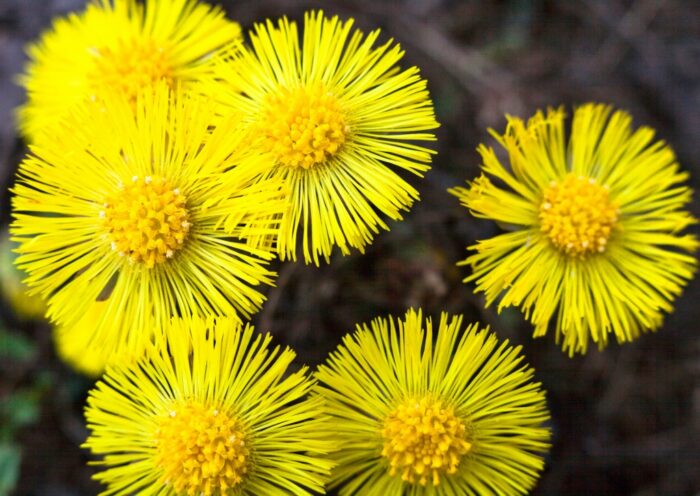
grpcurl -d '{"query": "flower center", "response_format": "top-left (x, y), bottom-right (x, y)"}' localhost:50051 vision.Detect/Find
top-left (154, 400), bottom-right (249, 496)
top-left (539, 174), bottom-right (618, 257)
top-left (381, 396), bottom-right (471, 487)
top-left (261, 84), bottom-right (348, 169)
top-left (102, 175), bottom-right (190, 268)
top-left (90, 37), bottom-right (172, 100)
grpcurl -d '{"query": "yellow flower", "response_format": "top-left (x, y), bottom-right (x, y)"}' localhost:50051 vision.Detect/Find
top-left (84, 317), bottom-right (332, 495)
top-left (207, 11), bottom-right (438, 264)
top-left (53, 302), bottom-right (125, 378)
top-left (11, 83), bottom-right (285, 360)
top-left (17, 0), bottom-right (241, 142)
top-left (450, 104), bottom-right (698, 355)
top-left (315, 308), bottom-right (551, 495)
top-left (0, 229), bottom-right (46, 320)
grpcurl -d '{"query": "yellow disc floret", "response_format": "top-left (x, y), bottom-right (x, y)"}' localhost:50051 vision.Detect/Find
top-left (103, 175), bottom-right (190, 268)
top-left (90, 37), bottom-right (172, 101)
top-left (155, 400), bottom-right (249, 496)
top-left (261, 83), bottom-right (348, 169)
top-left (382, 396), bottom-right (471, 487)
top-left (540, 174), bottom-right (619, 257)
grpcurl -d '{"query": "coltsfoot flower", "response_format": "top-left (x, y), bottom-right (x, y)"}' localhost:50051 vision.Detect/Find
top-left (53, 302), bottom-right (126, 378)
top-left (450, 103), bottom-right (698, 355)
top-left (315, 308), bottom-right (551, 495)
top-left (84, 317), bottom-right (332, 495)
top-left (17, 0), bottom-right (241, 142)
top-left (208, 11), bottom-right (439, 264)
top-left (12, 83), bottom-right (285, 360)
top-left (0, 229), bottom-right (46, 320)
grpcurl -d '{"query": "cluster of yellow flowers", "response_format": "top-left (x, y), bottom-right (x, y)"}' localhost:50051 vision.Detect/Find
top-left (6, 0), bottom-right (696, 495)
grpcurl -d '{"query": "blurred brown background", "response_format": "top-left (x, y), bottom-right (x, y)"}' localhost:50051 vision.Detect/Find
top-left (1, 0), bottom-right (699, 494)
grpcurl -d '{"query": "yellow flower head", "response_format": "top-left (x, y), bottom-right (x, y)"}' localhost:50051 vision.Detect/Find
top-left (207, 11), bottom-right (439, 265)
top-left (84, 317), bottom-right (332, 495)
top-left (53, 302), bottom-right (128, 378)
top-left (450, 103), bottom-right (698, 355)
top-left (17, 0), bottom-right (241, 142)
top-left (0, 229), bottom-right (46, 320)
top-left (315, 308), bottom-right (551, 495)
top-left (11, 83), bottom-right (285, 360)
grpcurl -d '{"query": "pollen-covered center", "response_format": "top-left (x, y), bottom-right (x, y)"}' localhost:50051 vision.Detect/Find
top-left (540, 174), bottom-right (619, 257)
top-left (102, 175), bottom-right (190, 268)
top-left (90, 37), bottom-right (172, 100)
top-left (261, 84), bottom-right (348, 169)
top-left (154, 400), bottom-right (249, 496)
top-left (382, 396), bottom-right (471, 487)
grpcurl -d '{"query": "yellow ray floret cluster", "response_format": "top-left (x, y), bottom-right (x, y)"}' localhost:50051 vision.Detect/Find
top-left (450, 103), bottom-right (698, 355)
top-left (17, 0), bottom-right (241, 142)
top-left (83, 317), bottom-right (332, 495)
top-left (207, 10), bottom-right (439, 264)
top-left (11, 83), bottom-right (286, 363)
top-left (315, 308), bottom-right (551, 495)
